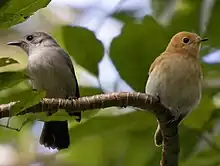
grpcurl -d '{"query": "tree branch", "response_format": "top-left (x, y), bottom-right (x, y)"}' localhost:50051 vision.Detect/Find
top-left (0, 92), bottom-right (179, 166)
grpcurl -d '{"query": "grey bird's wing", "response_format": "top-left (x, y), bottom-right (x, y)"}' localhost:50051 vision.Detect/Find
top-left (57, 48), bottom-right (81, 120)
top-left (57, 48), bottom-right (80, 98)
top-left (65, 53), bottom-right (80, 98)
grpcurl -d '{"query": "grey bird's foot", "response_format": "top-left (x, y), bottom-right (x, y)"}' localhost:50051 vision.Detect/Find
top-left (68, 96), bottom-right (78, 100)
top-left (32, 88), bottom-right (38, 92)
top-left (67, 97), bottom-right (81, 122)
top-left (46, 108), bottom-right (55, 116)
top-left (69, 111), bottom-right (81, 122)
top-left (156, 93), bottom-right (161, 102)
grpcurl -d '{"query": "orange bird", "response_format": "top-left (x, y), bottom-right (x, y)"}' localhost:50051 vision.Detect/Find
top-left (145, 31), bottom-right (208, 146)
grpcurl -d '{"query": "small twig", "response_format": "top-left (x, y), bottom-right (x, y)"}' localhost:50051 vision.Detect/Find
top-left (6, 113), bottom-right (12, 128)
top-left (6, 116), bottom-right (12, 129)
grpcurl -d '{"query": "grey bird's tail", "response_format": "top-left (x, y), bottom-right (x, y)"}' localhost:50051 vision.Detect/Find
top-left (40, 121), bottom-right (70, 150)
top-left (39, 112), bottom-right (81, 150)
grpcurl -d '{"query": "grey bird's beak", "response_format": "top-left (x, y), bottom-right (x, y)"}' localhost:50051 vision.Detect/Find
top-left (7, 41), bottom-right (23, 46)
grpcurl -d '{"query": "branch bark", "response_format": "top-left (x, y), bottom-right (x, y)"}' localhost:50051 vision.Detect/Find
top-left (0, 92), bottom-right (179, 166)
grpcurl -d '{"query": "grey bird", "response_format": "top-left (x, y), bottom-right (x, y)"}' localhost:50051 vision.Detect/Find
top-left (7, 32), bottom-right (81, 150)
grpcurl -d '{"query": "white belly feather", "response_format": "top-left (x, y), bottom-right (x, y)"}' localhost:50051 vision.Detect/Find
top-left (27, 48), bottom-right (76, 98)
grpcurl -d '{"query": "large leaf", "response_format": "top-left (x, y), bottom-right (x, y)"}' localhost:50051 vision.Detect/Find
top-left (0, 71), bottom-right (27, 90)
top-left (17, 90), bottom-right (45, 111)
top-left (167, 0), bottom-right (202, 34)
top-left (65, 130), bottom-right (160, 166)
top-left (183, 144), bottom-right (220, 166)
top-left (204, 1), bottom-right (220, 48)
top-left (110, 16), bottom-right (170, 92)
top-left (0, 82), bottom-right (45, 115)
top-left (203, 108), bottom-right (220, 133)
top-left (0, 0), bottom-right (8, 8)
top-left (151, 0), bottom-right (174, 18)
top-left (179, 126), bottom-right (202, 160)
top-left (183, 94), bottom-right (216, 129)
top-left (0, 57), bottom-right (18, 67)
top-left (0, 0), bottom-right (51, 28)
top-left (69, 111), bottom-right (156, 144)
top-left (116, 131), bottom-right (160, 166)
top-left (0, 83), bottom-right (43, 143)
top-left (0, 116), bottom-right (34, 144)
top-left (61, 26), bottom-right (104, 76)
top-left (112, 11), bottom-right (136, 23)
top-left (79, 86), bottom-right (103, 97)
top-left (64, 111), bottom-right (161, 166)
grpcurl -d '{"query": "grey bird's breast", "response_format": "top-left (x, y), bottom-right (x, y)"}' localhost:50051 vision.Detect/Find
top-left (145, 55), bottom-right (202, 115)
top-left (27, 47), bottom-right (76, 98)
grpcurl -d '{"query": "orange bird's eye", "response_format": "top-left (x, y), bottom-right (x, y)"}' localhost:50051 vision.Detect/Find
top-left (183, 37), bottom-right (190, 44)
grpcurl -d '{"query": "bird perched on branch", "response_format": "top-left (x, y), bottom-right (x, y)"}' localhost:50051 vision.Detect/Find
top-left (145, 31), bottom-right (208, 146)
top-left (7, 32), bottom-right (81, 150)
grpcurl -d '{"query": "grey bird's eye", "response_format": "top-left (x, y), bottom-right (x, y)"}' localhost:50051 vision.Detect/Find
top-left (183, 37), bottom-right (190, 44)
top-left (26, 35), bottom-right (33, 41)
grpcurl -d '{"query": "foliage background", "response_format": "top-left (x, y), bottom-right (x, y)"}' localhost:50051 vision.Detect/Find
top-left (0, 0), bottom-right (220, 166)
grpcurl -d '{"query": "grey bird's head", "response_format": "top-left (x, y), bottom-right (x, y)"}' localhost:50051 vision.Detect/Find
top-left (7, 32), bottom-right (59, 54)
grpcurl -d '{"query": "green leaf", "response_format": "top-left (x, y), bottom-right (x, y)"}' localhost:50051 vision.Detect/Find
top-left (0, 57), bottom-right (18, 67)
top-left (183, 94), bottom-right (216, 129)
top-left (0, 71), bottom-right (27, 90)
top-left (0, 85), bottom-right (45, 115)
top-left (112, 11), bottom-right (136, 23)
top-left (19, 90), bottom-right (46, 111)
top-left (65, 111), bottom-right (160, 166)
top-left (0, 81), bottom-right (29, 104)
top-left (65, 128), bottom-right (160, 166)
top-left (80, 86), bottom-right (103, 97)
top-left (61, 26), bottom-right (104, 76)
top-left (0, 78), bottom-right (45, 114)
top-left (204, 0), bottom-right (220, 48)
top-left (69, 111), bottom-right (156, 144)
top-left (0, 0), bottom-right (51, 28)
top-left (124, 131), bottom-right (161, 166)
top-left (110, 16), bottom-right (170, 92)
top-left (151, 0), bottom-right (174, 18)
top-left (179, 126), bottom-right (201, 160)
top-left (0, 116), bottom-right (34, 143)
top-left (0, 0), bottom-right (8, 8)
top-left (203, 108), bottom-right (220, 132)
top-left (182, 144), bottom-right (220, 166)
top-left (168, 0), bottom-right (202, 34)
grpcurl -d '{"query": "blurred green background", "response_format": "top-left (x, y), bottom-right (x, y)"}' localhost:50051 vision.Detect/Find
top-left (0, 0), bottom-right (220, 166)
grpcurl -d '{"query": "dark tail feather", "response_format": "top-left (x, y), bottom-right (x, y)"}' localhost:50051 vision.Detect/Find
top-left (40, 121), bottom-right (70, 150)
